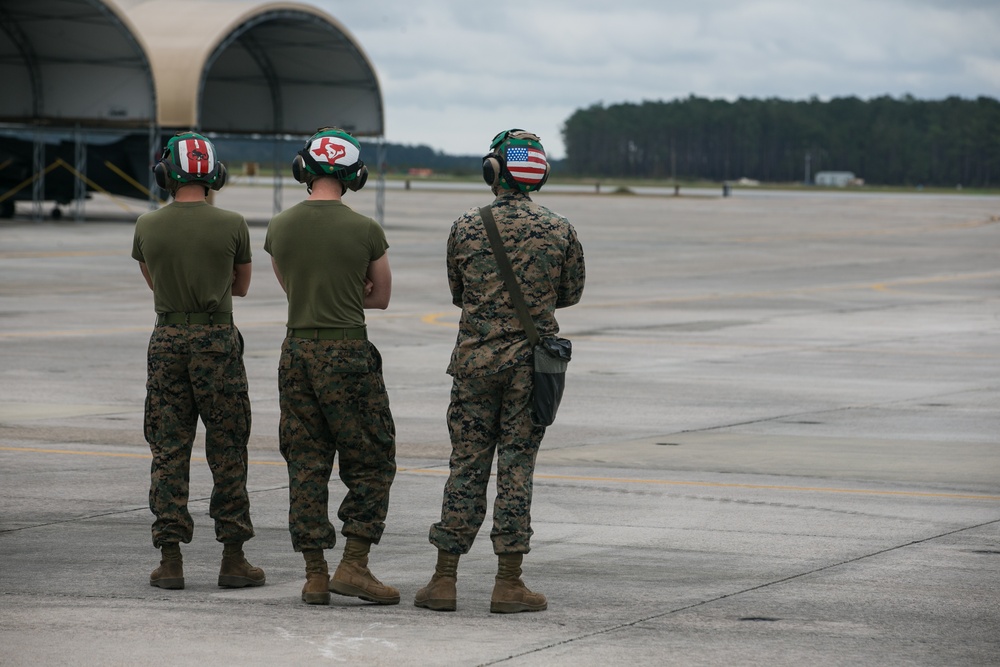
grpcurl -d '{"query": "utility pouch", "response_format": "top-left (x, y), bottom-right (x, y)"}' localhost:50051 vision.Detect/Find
top-left (532, 336), bottom-right (571, 427)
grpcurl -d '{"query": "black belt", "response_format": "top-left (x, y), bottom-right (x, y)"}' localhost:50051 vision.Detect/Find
top-left (157, 312), bottom-right (233, 325)
top-left (287, 327), bottom-right (367, 340)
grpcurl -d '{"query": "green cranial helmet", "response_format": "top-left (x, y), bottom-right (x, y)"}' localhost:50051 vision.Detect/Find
top-left (292, 127), bottom-right (368, 191)
top-left (153, 132), bottom-right (227, 191)
top-left (481, 129), bottom-right (550, 193)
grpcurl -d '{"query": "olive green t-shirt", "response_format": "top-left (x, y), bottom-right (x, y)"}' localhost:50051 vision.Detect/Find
top-left (264, 200), bottom-right (388, 329)
top-left (132, 201), bottom-right (251, 314)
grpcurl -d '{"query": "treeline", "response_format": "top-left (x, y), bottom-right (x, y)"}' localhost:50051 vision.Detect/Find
top-left (213, 136), bottom-right (480, 175)
top-left (561, 95), bottom-right (1000, 187)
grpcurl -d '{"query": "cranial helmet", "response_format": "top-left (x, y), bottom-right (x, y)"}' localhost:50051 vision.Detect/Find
top-left (482, 129), bottom-right (549, 193)
top-left (153, 132), bottom-right (227, 192)
top-left (292, 127), bottom-right (368, 192)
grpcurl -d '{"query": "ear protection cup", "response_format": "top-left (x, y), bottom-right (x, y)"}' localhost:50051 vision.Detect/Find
top-left (482, 155), bottom-right (501, 187)
top-left (346, 163), bottom-right (368, 192)
top-left (210, 162), bottom-right (227, 191)
top-left (152, 160), bottom-right (169, 189)
top-left (291, 153), bottom-right (308, 183)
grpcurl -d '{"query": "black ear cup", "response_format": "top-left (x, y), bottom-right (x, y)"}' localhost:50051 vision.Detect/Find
top-left (482, 155), bottom-right (500, 187)
top-left (152, 160), bottom-right (169, 189)
top-left (291, 154), bottom-right (308, 183)
top-left (210, 162), bottom-right (227, 191)
top-left (347, 163), bottom-right (368, 192)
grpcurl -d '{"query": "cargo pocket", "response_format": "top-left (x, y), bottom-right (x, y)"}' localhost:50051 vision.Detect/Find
top-left (143, 389), bottom-right (158, 445)
top-left (357, 344), bottom-right (396, 454)
top-left (193, 330), bottom-right (248, 439)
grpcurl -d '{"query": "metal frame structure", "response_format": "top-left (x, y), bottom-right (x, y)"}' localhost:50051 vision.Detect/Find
top-left (0, 0), bottom-right (158, 221)
top-left (0, 0), bottom-right (386, 223)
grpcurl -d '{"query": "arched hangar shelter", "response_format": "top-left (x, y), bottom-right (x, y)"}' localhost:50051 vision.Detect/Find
top-left (0, 0), bottom-right (156, 219)
top-left (123, 0), bottom-right (383, 137)
top-left (123, 0), bottom-right (385, 215)
top-left (0, 0), bottom-right (385, 219)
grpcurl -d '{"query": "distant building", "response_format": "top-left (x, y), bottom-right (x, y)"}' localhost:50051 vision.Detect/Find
top-left (815, 171), bottom-right (863, 187)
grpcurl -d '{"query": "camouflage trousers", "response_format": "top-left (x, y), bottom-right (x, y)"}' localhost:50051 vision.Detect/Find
top-left (429, 363), bottom-right (546, 555)
top-left (278, 338), bottom-right (396, 552)
top-left (144, 324), bottom-right (254, 548)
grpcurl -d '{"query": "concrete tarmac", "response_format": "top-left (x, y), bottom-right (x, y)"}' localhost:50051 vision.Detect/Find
top-left (1, 184), bottom-right (998, 666)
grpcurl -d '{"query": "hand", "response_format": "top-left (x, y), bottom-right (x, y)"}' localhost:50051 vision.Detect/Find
top-left (364, 278), bottom-right (374, 297)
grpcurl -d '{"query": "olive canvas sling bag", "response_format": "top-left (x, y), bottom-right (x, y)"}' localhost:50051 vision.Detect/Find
top-left (480, 205), bottom-right (572, 427)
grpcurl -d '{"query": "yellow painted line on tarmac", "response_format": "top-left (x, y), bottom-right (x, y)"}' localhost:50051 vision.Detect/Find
top-left (421, 312), bottom-right (457, 328)
top-left (2, 445), bottom-right (997, 501)
top-left (0, 445), bottom-right (149, 459)
top-left (0, 267), bottom-right (991, 340)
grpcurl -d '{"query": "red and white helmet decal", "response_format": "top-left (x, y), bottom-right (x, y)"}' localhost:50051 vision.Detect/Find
top-left (308, 135), bottom-right (360, 168)
top-left (174, 137), bottom-right (216, 176)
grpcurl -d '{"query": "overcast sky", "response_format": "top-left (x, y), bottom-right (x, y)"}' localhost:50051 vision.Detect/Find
top-left (310, 0), bottom-right (1000, 159)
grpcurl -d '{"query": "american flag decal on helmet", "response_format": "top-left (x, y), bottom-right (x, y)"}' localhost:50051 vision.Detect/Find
top-left (506, 146), bottom-right (547, 183)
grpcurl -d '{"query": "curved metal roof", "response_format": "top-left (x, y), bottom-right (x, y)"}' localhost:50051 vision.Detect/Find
top-left (0, 0), bottom-right (383, 136)
top-left (0, 0), bottom-right (156, 127)
top-left (124, 0), bottom-right (384, 136)
top-left (0, 0), bottom-right (385, 220)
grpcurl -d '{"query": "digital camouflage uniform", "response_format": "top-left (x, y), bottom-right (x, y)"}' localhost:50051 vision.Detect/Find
top-left (277, 338), bottom-right (395, 549)
top-left (430, 189), bottom-right (585, 556)
top-left (144, 325), bottom-right (253, 547)
top-left (133, 201), bottom-right (254, 549)
top-left (264, 200), bottom-right (396, 553)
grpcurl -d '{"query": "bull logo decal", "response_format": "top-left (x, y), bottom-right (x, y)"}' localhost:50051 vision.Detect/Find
top-left (187, 148), bottom-right (209, 163)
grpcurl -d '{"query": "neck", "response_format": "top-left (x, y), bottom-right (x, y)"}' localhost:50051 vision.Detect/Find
top-left (173, 184), bottom-right (207, 202)
top-left (308, 177), bottom-right (345, 201)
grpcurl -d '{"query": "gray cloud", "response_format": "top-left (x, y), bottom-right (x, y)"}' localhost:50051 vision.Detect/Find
top-left (311, 0), bottom-right (1000, 157)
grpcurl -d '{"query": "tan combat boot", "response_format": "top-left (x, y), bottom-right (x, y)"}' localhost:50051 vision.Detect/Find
top-left (150, 543), bottom-right (184, 590)
top-left (301, 549), bottom-right (330, 605)
top-left (490, 553), bottom-right (547, 613)
top-left (329, 537), bottom-right (400, 605)
top-left (218, 542), bottom-right (266, 588)
top-left (414, 550), bottom-right (460, 612)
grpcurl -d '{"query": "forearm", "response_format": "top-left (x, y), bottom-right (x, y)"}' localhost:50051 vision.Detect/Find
top-left (139, 262), bottom-right (154, 291)
top-left (364, 254), bottom-right (391, 309)
top-left (270, 256), bottom-right (286, 293)
top-left (232, 262), bottom-right (252, 298)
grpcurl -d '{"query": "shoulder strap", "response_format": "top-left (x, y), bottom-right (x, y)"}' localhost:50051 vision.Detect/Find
top-left (479, 205), bottom-right (540, 346)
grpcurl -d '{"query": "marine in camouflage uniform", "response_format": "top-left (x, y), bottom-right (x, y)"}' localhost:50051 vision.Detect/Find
top-left (415, 130), bottom-right (585, 613)
top-left (265, 127), bottom-right (399, 607)
top-left (134, 131), bottom-right (264, 591)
